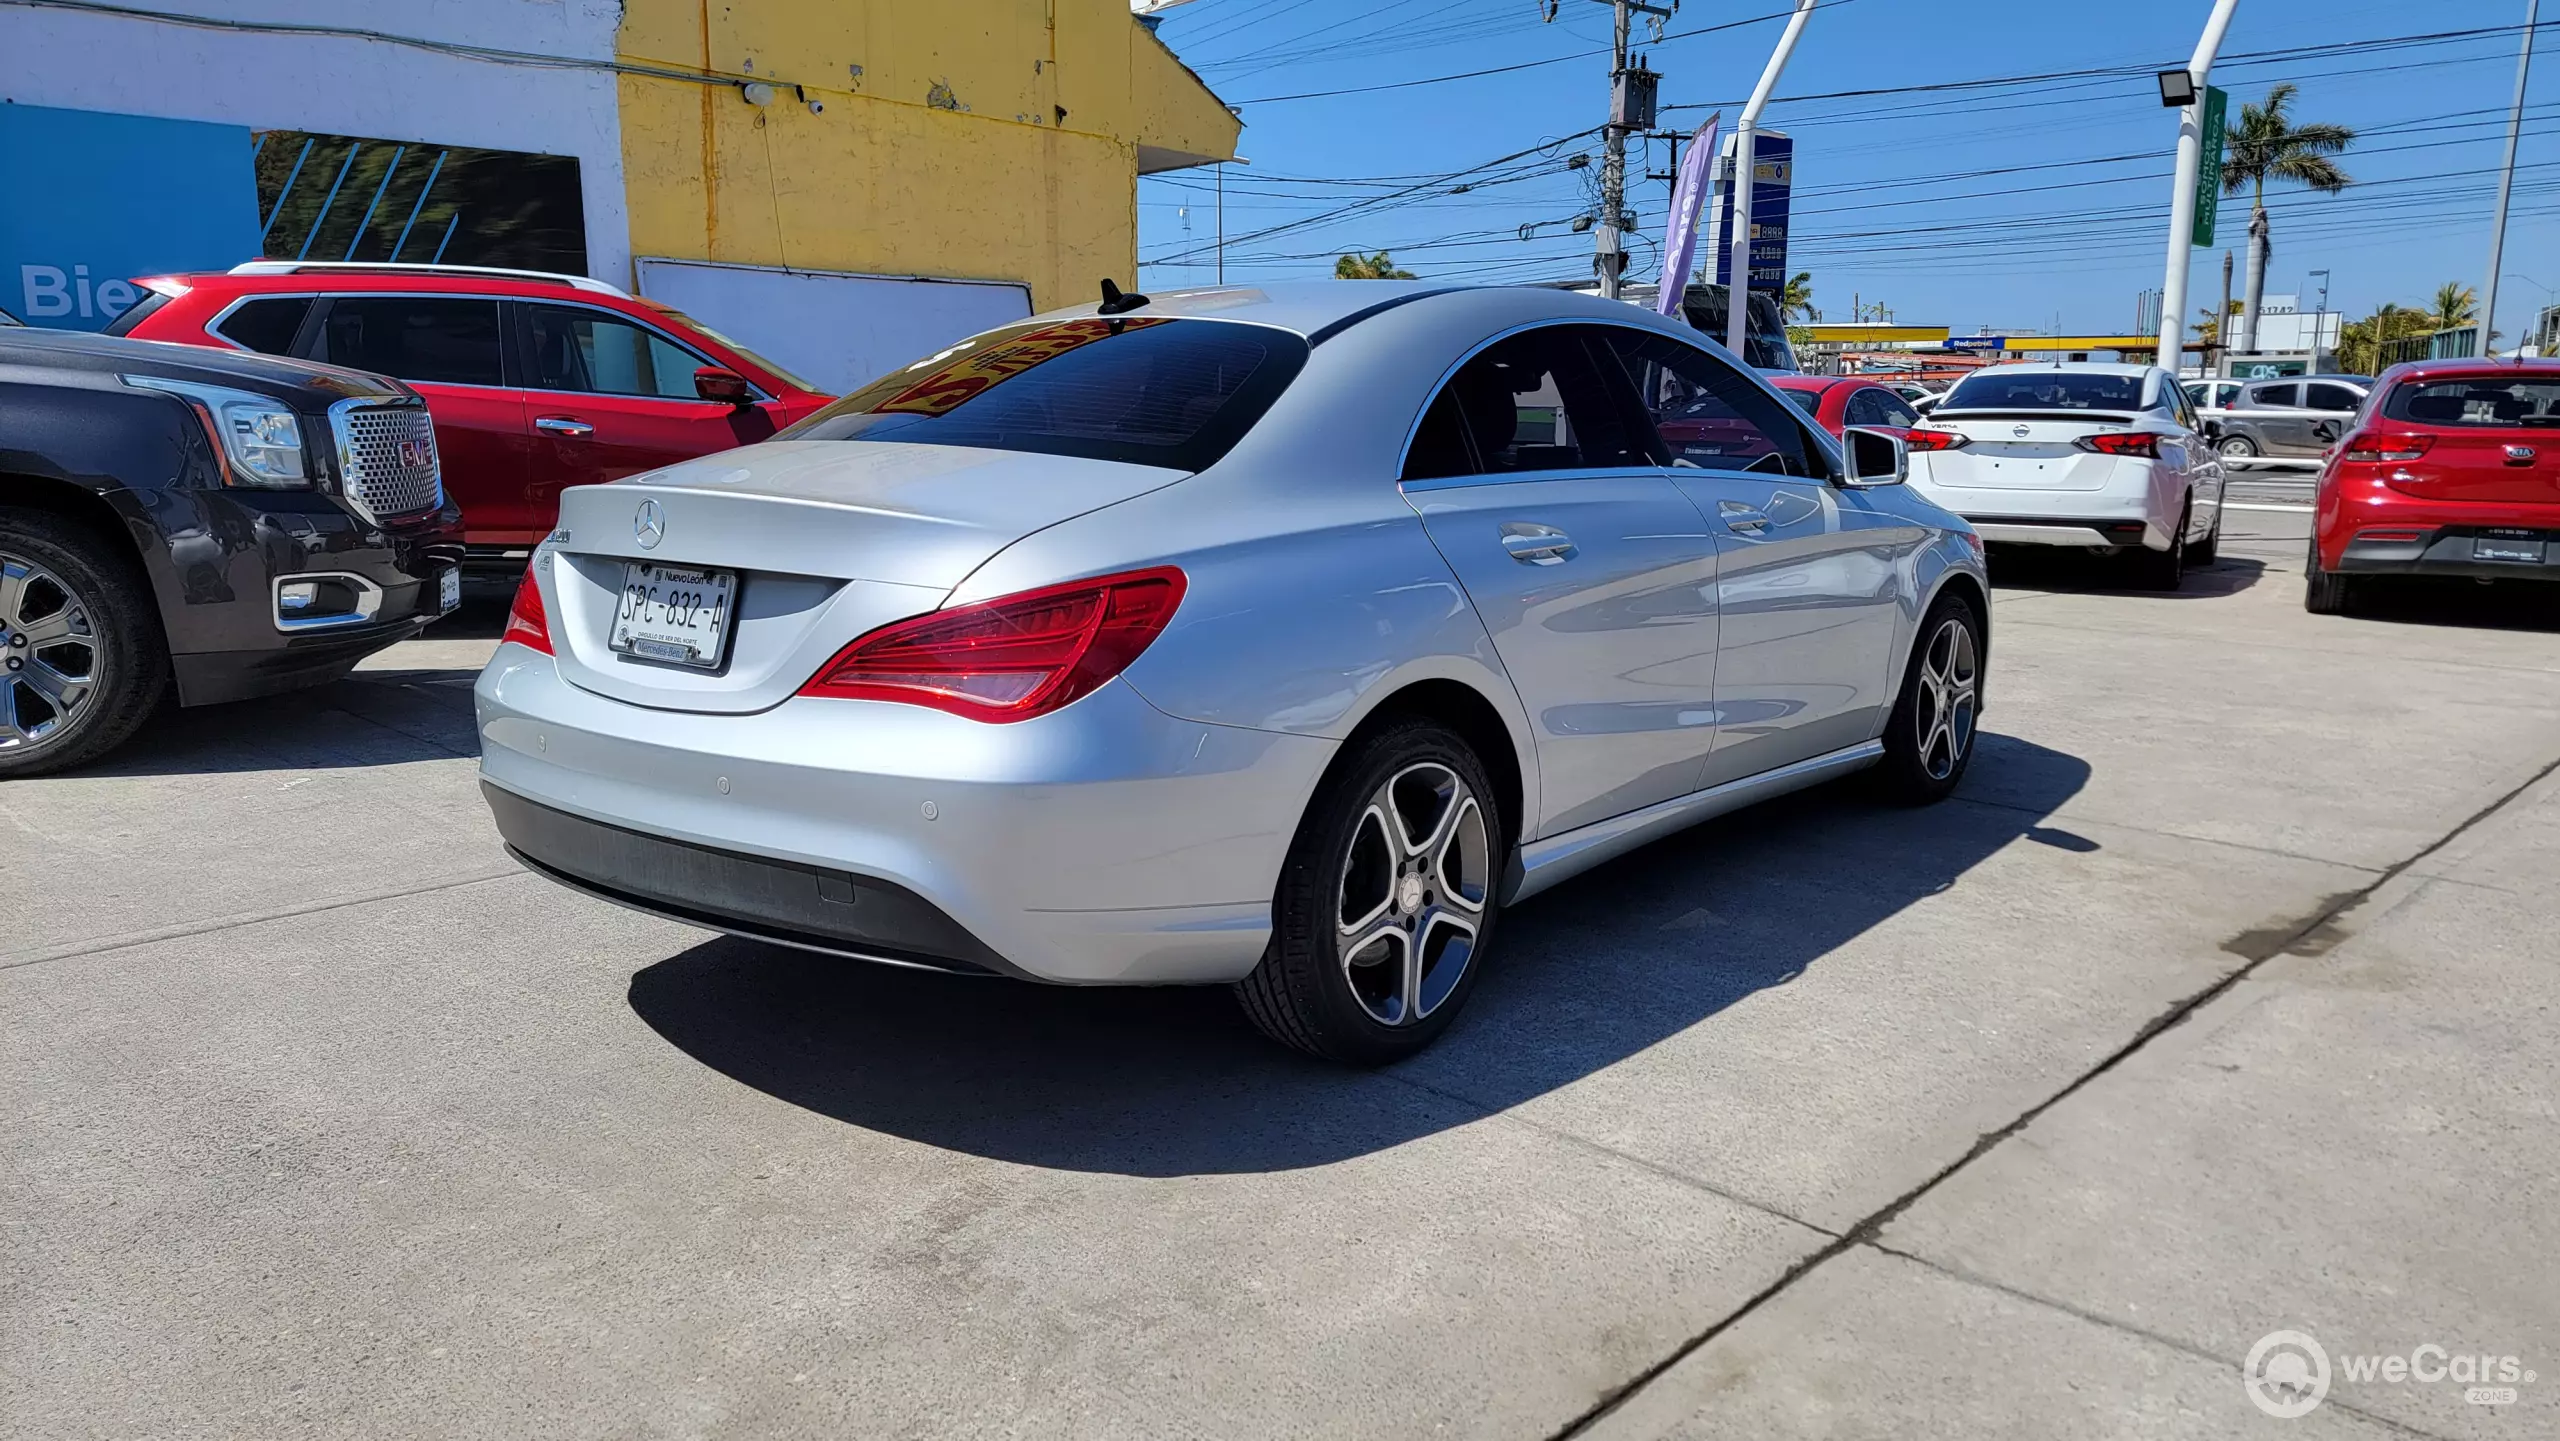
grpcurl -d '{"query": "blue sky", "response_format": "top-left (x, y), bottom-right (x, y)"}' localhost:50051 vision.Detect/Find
top-left (1138, 0), bottom-right (2554, 344)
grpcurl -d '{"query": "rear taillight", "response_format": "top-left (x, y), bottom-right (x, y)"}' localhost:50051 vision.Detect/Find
top-left (502, 568), bottom-right (553, 654)
top-left (2342, 433), bottom-right (2433, 462)
top-left (800, 566), bottom-right (1186, 722)
top-left (2072, 431), bottom-right (2160, 458)
top-left (1902, 427), bottom-right (1971, 452)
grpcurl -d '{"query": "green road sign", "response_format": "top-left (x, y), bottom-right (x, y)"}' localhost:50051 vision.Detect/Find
top-left (2192, 84), bottom-right (2227, 247)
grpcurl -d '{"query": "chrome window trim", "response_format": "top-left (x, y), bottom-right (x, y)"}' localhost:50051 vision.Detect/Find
top-left (270, 571), bottom-right (384, 632)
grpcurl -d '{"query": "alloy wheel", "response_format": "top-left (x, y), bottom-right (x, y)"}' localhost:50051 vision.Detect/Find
top-left (1913, 616), bottom-right (1979, 782)
top-left (0, 553), bottom-right (102, 754)
top-left (1336, 761), bottom-right (1491, 1026)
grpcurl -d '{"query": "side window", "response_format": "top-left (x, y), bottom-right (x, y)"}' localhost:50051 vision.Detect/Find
top-left (1594, 327), bottom-right (1821, 478)
top-left (524, 304), bottom-right (717, 399)
top-left (1875, 393), bottom-right (1921, 428)
top-left (211, 297), bottom-right (313, 356)
top-left (2303, 381), bottom-right (2361, 413)
top-left (312, 297), bottom-right (505, 386)
top-left (1401, 325), bottom-right (1648, 479)
top-left (2249, 381), bottom-right (2302, 409)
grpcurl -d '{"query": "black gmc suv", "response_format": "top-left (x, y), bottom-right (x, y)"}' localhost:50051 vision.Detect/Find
top-left (0, 327), bottom-right (464, 776)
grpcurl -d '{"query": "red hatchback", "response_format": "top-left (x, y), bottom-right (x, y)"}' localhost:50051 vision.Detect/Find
top-left (110, 262), bottom-right (834, 564)
top-left (1771, 374), bottom-right (1925, 438)
top-left (2306, 358), bottom-right (2560, 613)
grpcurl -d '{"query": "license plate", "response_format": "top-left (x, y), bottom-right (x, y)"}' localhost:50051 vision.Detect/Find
top-left (610, 561), bottom-right (736, 669)
top-left (2472, 538), bottom-right (2545, 564)
top-left (437, 566), bottom-right (461, 614)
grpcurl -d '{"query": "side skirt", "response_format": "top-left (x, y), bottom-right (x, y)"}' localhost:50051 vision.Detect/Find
top-left (1505, 741), bottom-right (1885, 905)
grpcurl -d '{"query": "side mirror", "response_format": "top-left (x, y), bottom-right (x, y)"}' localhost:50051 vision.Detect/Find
top-left (2202, 418), bottom-right (2224, 439)
top-left (694, 365), bottom-right (754, 407)
top-left (1840, 425), bottom-right (1908, 488)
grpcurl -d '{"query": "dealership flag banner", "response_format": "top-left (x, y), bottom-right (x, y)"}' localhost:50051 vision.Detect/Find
top-left (1655, 112), bottom-right (1721, 319)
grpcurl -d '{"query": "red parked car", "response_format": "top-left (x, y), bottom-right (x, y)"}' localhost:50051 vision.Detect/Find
top-left (2305, 358), bottom-right (2560, 614)
top-left (1769, 374), bottom-right (1926, 438)
top-left (109, 262), bottom-right (834, 566)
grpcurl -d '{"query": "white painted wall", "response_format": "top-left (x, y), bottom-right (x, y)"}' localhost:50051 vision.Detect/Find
top-left (0, 0), bottom-right (632, 283)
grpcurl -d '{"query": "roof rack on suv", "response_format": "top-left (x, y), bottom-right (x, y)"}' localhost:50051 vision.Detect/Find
top-left (226, 260), bottom-right (632, 298)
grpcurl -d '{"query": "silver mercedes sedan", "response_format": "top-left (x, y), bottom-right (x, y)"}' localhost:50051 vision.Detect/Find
top-left (475, 281), bottom-right (1988, 1064)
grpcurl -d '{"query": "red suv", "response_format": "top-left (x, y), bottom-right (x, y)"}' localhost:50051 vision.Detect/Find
top-left (2306, 358), bottom-right (2560, 614)
top-left (109, 262), bottom-right (834, 565)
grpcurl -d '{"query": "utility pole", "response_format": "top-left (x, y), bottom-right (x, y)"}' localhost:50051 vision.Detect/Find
top-left (1590, 1), bottom-right (1667, 298)
top-left (1216, 163), bottom-right (1224, 285)
top-left (2217, 248), bottom-right (2233, 375)
top-left (2480, 0), bottom-right (2538, 357)
top-left (2155, 0), bottom-right (2242, 372)
top-left (1726, 0), bottom-right (1818, 358)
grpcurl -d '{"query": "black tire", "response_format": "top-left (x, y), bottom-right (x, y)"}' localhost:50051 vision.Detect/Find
top-left (1235, 718), bottom-right (1504, 1065)
top-left (2190, 509), bottom-right (2222, 566)
top-left (2217, 435), bottom-right (2259, 460)
top-left (2303, 532), bottom-right (2360, 615)
top-left (1874, 590), bottom-right (1982, 805)
top-left (2125, 500), bottom-right (2189, 590)
top-left (0, 508), bottom-right (167, 779)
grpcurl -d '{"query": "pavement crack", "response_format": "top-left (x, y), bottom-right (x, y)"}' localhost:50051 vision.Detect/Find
top-left (1860, 1242), bottom-right (2458, 1441)
top-left (1548, 747), bottom-right (2560, 1441)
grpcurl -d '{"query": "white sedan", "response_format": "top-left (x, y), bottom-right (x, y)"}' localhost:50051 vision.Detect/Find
top-left (1899, 362), bottom-right (2225, 589)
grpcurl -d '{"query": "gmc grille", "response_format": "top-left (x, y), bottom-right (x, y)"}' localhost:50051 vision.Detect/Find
top-left (329, 402), bottom-right (444, 524)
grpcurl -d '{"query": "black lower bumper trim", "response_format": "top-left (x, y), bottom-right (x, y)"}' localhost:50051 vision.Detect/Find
top-left (483, 783), bottom-right (1022, 979)
top-left (2337, 527), bottom-right (2560, 582)
top-left (171, 618), bottom-right (432, 706)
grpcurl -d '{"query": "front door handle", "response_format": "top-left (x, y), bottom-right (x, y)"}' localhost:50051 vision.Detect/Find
top-left (535, 416), bottom-right (595, 438)
top-left (1500, 522), bottom-right (1577, 565)
top-left (1720, 500), bottom-right (1770, 534)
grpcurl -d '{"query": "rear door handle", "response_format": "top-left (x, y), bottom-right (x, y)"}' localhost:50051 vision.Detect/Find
top-left (1500, 522), bottom-right (1577, 565)
top-left (535, 416), bottom-right (595, 438)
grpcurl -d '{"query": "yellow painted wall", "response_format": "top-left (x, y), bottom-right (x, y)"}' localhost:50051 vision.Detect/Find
top-left (615, 1), bottom-right (1237, 311)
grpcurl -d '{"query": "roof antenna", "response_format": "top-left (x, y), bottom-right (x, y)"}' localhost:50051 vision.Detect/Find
top-left (1098, 277), bottom-right (1150, 315)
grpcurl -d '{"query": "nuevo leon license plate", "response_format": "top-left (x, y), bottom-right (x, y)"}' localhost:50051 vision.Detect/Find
top-left (611, 561), bottom-right (736, 669)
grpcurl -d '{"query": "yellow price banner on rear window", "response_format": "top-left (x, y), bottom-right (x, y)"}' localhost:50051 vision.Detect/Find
top-left (873, 317), bottom-right (1171, 417)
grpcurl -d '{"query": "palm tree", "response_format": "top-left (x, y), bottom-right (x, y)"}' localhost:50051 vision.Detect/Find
top-left (2428, 282), bottom-right (2477, 331)
top-left (2334, 301), bottom-right (2433, 376)
top-left (1778, 271), bottom-right (1816, 323)
top-left (2193, 298), bottom-right (2243, 347)
top-left (2221, 83), bottom-right (2355, 351)
top-left (1333, 251), bottom-right (1416, 280)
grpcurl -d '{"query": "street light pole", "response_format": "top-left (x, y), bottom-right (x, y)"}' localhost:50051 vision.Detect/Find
top-left (2479, 0), bottom-right (2538, 358)
top-left (1726, 0), bottom-right (1819, 359)
top-left (2155, 0), bottom-right (2243, 372)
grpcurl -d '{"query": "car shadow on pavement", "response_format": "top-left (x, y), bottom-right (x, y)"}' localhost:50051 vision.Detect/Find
top-left (2342, 576), bottom-right (2560, 633)
top-left (1986, 546), bottom-right (2266, 599)
top-left (626, 734), bottom-right (2091, 1177)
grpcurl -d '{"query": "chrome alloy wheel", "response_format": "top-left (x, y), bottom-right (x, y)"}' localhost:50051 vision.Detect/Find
top-left (1913, 616), bottom-right (1979, 782)
top-left (1336, 762), bottom-right (1491, 1026)
top-left (0, 553), bottom-right (102, 754)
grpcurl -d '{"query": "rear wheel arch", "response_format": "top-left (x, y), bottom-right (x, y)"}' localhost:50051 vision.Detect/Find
top-left (1333, 677), bottom-right (1527, 858)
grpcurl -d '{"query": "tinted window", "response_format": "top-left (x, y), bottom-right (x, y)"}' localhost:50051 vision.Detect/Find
top-left (2303, 381), bottom-right (2362, 412)
top-left (1943, 370), bottom-right (2145, 411)
top-left (1781, 389), bottom-right (1823, 418)
top-left (314, 297), bottom-right (504, 385)
top-left (526, 304), bottom-right (711, 399)
top-left (1400, 325), bottom-right (1648, 479)
top-left (785, 316), bottom-right (1307, 473)
top-left (1877, 394), bottom-right (1921, 427)
top-left (1594, 327), bottom-right (1822, 478)
top-left (2385, 377), bottom-right (2560, 428)
top-left (210, 297), bottom-right (313, 356)
top-left (1844, 389), bottom-right (1891, 427)
top-left (2246, 381), bottom-right (2301, 408)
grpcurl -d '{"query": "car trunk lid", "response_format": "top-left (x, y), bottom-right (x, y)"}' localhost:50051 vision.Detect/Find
top-left (542, 441), bottom-right (1184, 714)
top-left (2378, 428), bottom-right (2560, 505)
top-left (1915, 411), bottom-right (2140, 491)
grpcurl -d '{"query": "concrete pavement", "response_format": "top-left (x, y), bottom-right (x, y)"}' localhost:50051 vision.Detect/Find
top-left (4, 508), bottom-right (2556, 1438)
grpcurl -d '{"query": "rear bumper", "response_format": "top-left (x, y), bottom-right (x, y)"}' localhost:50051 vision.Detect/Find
top-left (2317, 482), bottom-right (2560, 579)
top-left (473, 645), bottom-right (1337, 985)
top-left (1908, 462), bottom-right (2178, 551)
top-left (1965, 517), bottom-right (2158, 549)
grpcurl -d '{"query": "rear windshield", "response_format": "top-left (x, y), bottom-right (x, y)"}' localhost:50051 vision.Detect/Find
top-left (2384, 376), bottom-right (2560, 428)
top-left (1943, 370), bottom-right (2145, 411)
top-left (781, 316), bottom-right (1308, 471)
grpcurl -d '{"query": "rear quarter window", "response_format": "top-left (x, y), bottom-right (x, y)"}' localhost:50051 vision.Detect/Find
top-left (780, 316), bottom-right (1308, 472)
top-left (210, 296), bottom-right (315, 356)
